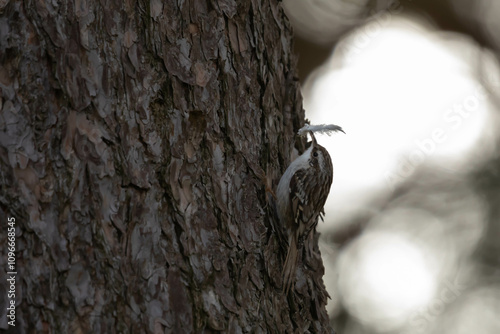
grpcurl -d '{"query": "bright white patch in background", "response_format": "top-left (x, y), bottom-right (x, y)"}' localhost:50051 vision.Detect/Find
top-left (299, 15), bottom-right (500, 332)
top-left (302, 17), bottom-right (496, 223)
top-left (338, 232), bottom-right (437, 331)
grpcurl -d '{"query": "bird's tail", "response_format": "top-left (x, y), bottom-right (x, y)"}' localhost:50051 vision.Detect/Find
top-left (282, 235), bottom-right (298, 295)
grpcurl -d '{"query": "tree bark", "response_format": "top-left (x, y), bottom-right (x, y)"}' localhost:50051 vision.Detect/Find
top-left (0, 0), bottom-right (333, 332)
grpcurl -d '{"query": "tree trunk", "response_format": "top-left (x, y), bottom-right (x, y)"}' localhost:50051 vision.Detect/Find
top-left (0, 0), bottom-right (333, 332)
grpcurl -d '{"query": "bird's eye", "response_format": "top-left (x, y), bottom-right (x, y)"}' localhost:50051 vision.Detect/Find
top-left (313, 152), bottom-right (318, 157)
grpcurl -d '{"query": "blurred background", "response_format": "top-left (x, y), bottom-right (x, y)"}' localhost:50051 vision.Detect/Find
top-left (282, 0), bottom-right (500, 333)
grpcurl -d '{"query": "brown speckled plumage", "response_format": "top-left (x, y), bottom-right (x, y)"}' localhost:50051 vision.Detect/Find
top-left (277, 132), bottom-right (334, 294)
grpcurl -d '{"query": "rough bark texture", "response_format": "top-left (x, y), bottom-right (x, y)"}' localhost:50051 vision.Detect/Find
top-left (0, 0), bottom-right (332, 332)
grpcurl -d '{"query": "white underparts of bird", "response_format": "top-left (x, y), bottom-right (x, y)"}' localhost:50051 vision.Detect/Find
top-left (276, 123), bottom-right (345, 294)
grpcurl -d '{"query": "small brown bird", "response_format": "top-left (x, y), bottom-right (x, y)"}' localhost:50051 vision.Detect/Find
top-left (276, 124), bottom-right (344, 294)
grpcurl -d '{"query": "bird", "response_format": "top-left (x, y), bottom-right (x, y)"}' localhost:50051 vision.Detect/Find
top-left (276, 124), bottom-right (344, 294)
